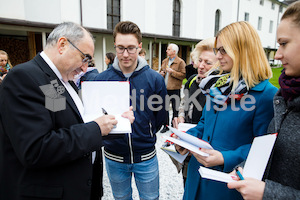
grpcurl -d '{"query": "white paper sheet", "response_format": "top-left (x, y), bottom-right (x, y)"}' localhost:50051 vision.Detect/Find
top-left (163, 136), bottom-right (210, 157)
top-left (168, 126), bottom-right (213, 150)
top-left (81, 81), bottom-right (132, 134)
top-left (178, 123), bottom-right (197, 132)
top-left (199, 166), bottom-right (237, 183)
top-left (243, 133), bottom-right (277, 180)
top-left (198, 134), bottom-right (277, 183)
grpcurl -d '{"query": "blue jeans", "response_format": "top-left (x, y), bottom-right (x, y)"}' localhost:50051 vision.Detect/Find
top-left (105, 156), bottom-right (159, 200)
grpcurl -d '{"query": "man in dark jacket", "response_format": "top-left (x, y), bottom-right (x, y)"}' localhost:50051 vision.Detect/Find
top-left (0, 22), bottom-right (122, 200)
top-left (94, 21), bottom-right (167, 200)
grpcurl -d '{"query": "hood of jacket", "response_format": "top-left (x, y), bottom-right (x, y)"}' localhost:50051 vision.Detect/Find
top-left (112, 56), bottom-right (148, 73)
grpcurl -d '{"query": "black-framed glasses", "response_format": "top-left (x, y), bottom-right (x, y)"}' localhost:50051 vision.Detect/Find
top-left (213, 46), bottom-right (227, 55)
top-left (114, 46), bottom-right (139, 54)
top-left (67, 39), bottom-right (92, 64)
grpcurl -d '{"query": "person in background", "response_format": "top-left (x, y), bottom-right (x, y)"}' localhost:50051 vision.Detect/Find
top-left (105, 52), bottom-right (115, 69)
top-left (0, 22), bottom-right (134, 200)
top-left (139, 48), bottom-right (146, 59)
top-left (185, 61), bottom-right (198, 80)
top-left (228, 2), bottom-right (300, 199)
top-left (175, 21), bottom-right (277, 200)
top-left (73, 60), bottom-right (99, 89)
top-left (0, 50), bottom-right (13, 72)
top-left (0, 50), bottom-right (13, 81)
top-left (159, 43), bottom-right (186, 133)
top-left (94, 21), bottom-right (167, 200)
top-left (171, 37), bottom-right (218, 186)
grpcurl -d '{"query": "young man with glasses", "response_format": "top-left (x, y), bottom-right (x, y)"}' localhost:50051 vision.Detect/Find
top-left (95, 21), bottom-right (167, 200)
top-left (0, 22), bottom-right (136, 200)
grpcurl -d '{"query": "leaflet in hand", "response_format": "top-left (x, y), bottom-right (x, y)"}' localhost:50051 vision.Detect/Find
top-left (81, 81), bottom-right (132, 134)
top-left (198, 133), bottom-right (277, 183)
top-left (161, 143), bottom-right (189, 164)
top-left (163, 126), bottom-right (213, 157)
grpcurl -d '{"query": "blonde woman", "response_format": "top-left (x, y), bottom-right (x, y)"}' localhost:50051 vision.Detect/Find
top-left (0, 50), bottom-right (13, 79)
top-left (176, 21), bottom-right (278, 200)
top-left (228, 2), bottom-right (300, 199)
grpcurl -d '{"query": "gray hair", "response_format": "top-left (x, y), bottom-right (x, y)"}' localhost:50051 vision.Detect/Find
top-left (46, 22), bottom-right (94, 47)
top-left (168, 43), bottom-right (179, 55)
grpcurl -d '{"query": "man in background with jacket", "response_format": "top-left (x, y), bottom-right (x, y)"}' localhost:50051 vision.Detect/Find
top-left (159, 43), bottom-right (186, 133)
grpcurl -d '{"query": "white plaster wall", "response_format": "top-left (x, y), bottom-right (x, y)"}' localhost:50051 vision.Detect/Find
top-left (82, 0), bottom-right (106, 29)
top-left (24, 0), bottom-right (61, 23)
top-left (0, 0), bottom-right (25, 19)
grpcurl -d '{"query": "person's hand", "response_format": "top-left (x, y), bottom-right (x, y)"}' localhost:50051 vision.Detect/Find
top-left (166, 67), bottom-right (173, 73)
top-left (94, 115), bottom-right (118, 136)
top-left (159, 71), bottom-right (165, 76)
top-left (171, 134), bottom-right (189, 155)
top-left (227, 178), bottom-right (265, 200)
top-left (190, 149), bottom-right (224, 167)
top-left (122, 106), bottom-right (135, 124)
top-left (172, 117), bottom-right (185, 129)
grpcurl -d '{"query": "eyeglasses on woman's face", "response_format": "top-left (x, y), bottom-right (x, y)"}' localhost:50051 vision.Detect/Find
top-left (213, 46), bottom-right (227, 55)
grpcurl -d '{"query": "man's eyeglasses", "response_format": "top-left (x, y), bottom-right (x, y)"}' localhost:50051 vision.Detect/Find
top-left (213, 47), bottom-right (227, 55)
top-left (67, 39), bottom-right (92, 64)
top-left (114, 46), bottom-right (139, 54)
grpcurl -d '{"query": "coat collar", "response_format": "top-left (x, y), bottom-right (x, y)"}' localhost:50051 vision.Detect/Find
top-left (34, 54), bottom-right (83, 122)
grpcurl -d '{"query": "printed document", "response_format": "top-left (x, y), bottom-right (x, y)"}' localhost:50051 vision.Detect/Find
top-left (81, 81), bottom-right (132, 134)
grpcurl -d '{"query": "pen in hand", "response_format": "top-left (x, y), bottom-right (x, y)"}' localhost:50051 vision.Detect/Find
top-left (102, 108), bottom-right (108, 115)
top-left (102, 108), bottom-right (116, 128)
top-left (235, 167), bottom-right (244, 180)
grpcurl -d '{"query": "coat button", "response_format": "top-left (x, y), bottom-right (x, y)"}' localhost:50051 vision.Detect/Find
top-left (87, 179), bottom-right (92, 186)
top-left (275, 100), bottom-right (280, 104)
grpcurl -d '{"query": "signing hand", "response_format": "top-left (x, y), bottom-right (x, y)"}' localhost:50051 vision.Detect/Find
top-left (227, 178), bottom-right (265, 200)
top-left (94, 115), bottom-right (118, 136)
top-left (190, 149), bottom-right (224, 167)
top-left (122, 106), bottom-right (135, 124)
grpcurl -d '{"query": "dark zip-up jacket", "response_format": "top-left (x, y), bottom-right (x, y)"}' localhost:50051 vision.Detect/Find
top-left (94, 56), bottom-right (167, 163)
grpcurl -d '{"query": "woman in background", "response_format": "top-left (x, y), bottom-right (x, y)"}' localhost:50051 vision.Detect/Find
top-left (105, 52), bottom-right (115, 69)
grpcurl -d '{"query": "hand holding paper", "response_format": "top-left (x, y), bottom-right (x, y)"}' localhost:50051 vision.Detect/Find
top-left (163, 126), bottom-right (213, 157)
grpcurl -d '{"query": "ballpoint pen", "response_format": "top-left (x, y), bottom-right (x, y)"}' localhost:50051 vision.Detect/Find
top-left (102, 108), bottom-right (116, 128)
top-left (102, 108), bottom-right (108, 115)
top-left (235, 167), bottom-right (245, 180)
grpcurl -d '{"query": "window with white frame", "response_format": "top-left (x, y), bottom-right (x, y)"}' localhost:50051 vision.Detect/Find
top-left (244, 12), bottom-right (249, 21)
top-left (107, 0), bottom-right (120, 30)
top-left (258, 16), bottom-right (262, 31)
top-left (260, 0), bottom-right (264, 6)
top-left (269, 20), bottom-right (273, 33)
top-left (215, 10), bottom-right (221, 36)
top-left (173, 0), bottom-right (181, 37)
top-left (271, 2), bottom-right (275, 10)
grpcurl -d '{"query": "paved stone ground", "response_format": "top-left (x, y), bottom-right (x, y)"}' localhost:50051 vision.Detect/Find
top-left (101, 128), bottom-right (185, 200)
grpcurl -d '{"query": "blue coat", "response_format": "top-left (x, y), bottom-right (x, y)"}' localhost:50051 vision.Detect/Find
top-left (183, 80), bottom-right (277, 200)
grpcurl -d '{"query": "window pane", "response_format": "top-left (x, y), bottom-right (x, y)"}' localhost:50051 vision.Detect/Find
top-left (113, 16), bottom-right (120, 29)
top-left (107, 0), bottom-right (112, 15)
top-left (113, 5), bottom-right (120, 15)
top-left (107, 17), bottom-right (112, 30)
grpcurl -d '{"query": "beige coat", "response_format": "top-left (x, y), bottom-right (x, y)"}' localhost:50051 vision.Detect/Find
top-left (160, 56), bottom-right (186, 90)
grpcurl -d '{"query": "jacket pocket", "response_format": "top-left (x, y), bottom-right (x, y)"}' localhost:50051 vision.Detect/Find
top-left (20, 184), bottom-right (63, 199)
